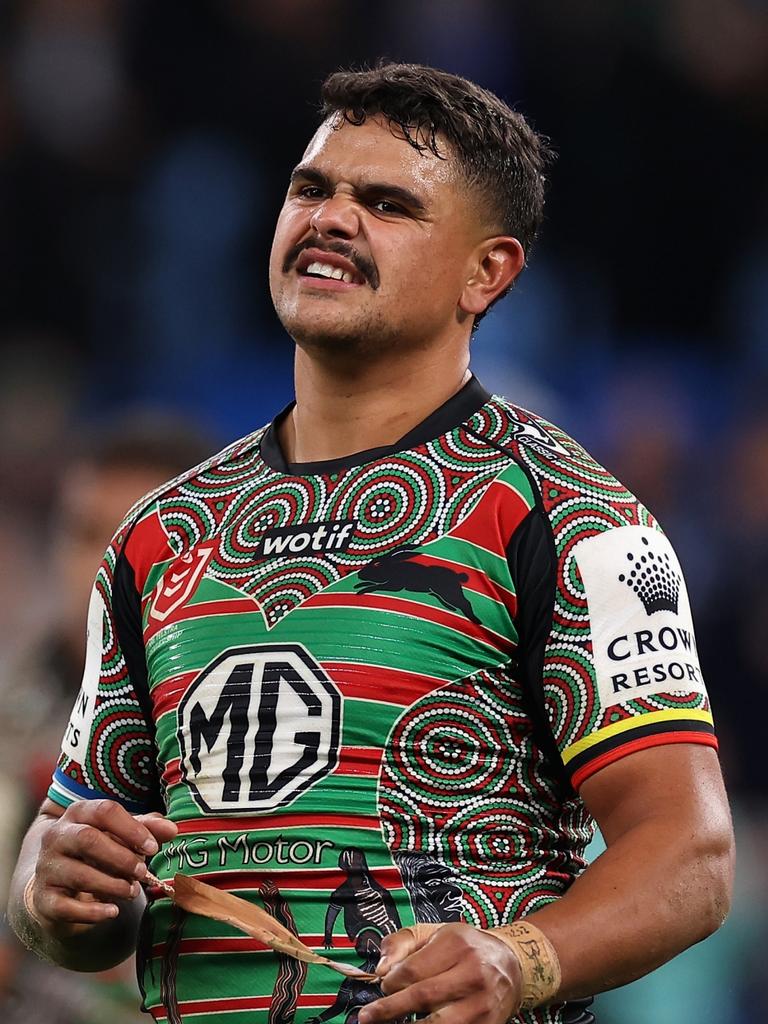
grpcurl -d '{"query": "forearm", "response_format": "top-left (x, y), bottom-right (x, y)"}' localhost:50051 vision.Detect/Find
top-left (8, 813), bottom-right (143, 972)
top-left (526, 811), bottom-right (734, 1000)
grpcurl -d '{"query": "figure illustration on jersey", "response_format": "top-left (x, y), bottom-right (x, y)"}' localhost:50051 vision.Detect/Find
top-left (306, 933), bottom-right (382, 1024)
top-left (323, 848), bottom-right (401, 949)
top-left (355, 546), bottom-right (481, 624)
top-left (310, 850), bottom-right (402, 1024)
top-left (259, 879), bottom-right (307, 1024)
top-left (394, 852), bottom-right (465, 924)
top-left (159, 905), bottom-right (187, 1024)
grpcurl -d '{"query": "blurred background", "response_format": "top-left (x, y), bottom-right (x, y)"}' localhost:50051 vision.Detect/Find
top-left (0, 1), bottom-right (765, 1022)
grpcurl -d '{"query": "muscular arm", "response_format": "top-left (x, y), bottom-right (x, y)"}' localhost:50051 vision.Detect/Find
top-left (360, 744), bottom-right (734, 1024)
top-left (524, 743), bottom-right (734, 997)
top-left (7, 797), bottom-right (177, 973)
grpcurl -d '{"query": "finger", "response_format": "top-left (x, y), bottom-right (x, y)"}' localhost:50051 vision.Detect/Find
top-left (66, 800), bottom-right (162, 855)
top-left (359, 966), bottom-right (473, 1024)
top-left (40, 853), bottom-right (143, 903)
top-left (35, 886), bottom-right (122, 927)
top-left (377, 923), bottom-right (444, 976)
top-left (420, 996), bottom-right (492, 1024)
top-left (52, 821), bottom-right (150, 882)
top-left (135, 813), bottom-right (178, 844)
top-left (380, 930), bottom-right (465, 994)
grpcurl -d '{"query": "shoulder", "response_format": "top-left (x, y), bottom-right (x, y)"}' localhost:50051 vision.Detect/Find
top-left (107, 424), bottom-right (271, 592)
top-left (470, 394), bottom-right (655, 533)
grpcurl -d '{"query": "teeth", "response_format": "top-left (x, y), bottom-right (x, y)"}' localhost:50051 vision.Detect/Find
top-left (305, 261), bottom-right (333, 277)
top-left (304, 260), bottom-right (356, 283)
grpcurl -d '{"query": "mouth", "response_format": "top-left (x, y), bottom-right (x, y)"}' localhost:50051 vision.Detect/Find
top-left (293, 248), bottom-right (368, 290)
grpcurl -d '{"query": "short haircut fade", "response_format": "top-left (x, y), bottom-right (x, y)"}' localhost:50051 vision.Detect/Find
top-left (319, 62), bottom-right (554, 269)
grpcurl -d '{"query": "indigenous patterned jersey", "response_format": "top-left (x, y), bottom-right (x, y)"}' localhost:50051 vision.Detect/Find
top-left (49, 379), bottom-right (716, 1024)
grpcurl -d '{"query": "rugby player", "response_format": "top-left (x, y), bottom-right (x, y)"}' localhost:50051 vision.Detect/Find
top-left (8, 64), bottom-right (734, 1024)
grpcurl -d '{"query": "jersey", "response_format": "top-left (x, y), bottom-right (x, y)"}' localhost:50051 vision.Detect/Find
top-left (49, 378), bottom-right (716, 1024)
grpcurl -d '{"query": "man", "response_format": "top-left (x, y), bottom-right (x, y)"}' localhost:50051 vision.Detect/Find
top-left (8, 64), bottom-right (734, 1024)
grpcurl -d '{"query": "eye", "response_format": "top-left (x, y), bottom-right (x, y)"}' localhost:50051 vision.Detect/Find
top-left (371, 198), bottom-right (405, 215)
top-left (296, 185), bottom-right (326, 200)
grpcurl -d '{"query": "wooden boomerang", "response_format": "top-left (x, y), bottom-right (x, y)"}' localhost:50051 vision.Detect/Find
top-left (145, 871), bottom-right (379, 981)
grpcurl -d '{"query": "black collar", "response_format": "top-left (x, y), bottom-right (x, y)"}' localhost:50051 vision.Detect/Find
top-left (260, 376), bottom-right (491, 476)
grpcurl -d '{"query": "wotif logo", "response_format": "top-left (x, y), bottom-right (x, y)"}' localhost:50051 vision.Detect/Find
top-left (256, 520), bottom-right (357, 558)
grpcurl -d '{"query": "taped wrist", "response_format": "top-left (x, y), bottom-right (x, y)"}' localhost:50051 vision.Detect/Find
top-left (487, 921), bottom-right (561, 1010)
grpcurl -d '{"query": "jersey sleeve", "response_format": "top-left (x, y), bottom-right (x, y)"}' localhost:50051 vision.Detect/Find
top-left (48, 526), bottom-right (163, 814)
top-left (507, 423), bottom-right (716, 792)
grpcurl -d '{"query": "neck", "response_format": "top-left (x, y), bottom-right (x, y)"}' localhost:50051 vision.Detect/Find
top-left (280, 342), bottom-right (471, 464)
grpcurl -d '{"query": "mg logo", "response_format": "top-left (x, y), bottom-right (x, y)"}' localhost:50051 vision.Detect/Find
top-left (177, 644), bottom-right (341, 814)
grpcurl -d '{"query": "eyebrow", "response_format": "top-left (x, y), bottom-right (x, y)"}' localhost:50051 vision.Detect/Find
top-left (289, 165), bottom-right (429, 216)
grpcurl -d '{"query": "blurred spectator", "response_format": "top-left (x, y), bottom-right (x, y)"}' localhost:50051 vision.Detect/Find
top-left (0, 412), bottom-right (215, 1024)
top-left (9, 0), bottom-right (127, 160)
top-left (697, 411), bottom-right (768, 799)
top-left (0, 333), bottom-right (81, 656)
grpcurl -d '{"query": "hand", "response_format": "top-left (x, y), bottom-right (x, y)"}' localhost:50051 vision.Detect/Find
top-left (358, 923), bottom-right (523, 1024)
top-left (31, 800), bottom-right (177, 937)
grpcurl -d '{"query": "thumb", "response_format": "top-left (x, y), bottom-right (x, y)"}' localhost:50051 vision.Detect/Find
top-left (377, 923), bottom-right (444, 977)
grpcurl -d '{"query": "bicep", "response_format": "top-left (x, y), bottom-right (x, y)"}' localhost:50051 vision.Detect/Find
top-left (580, 743), bottom-right (732, 846)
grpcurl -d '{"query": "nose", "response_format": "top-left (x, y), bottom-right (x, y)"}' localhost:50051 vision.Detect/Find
top-left (309, 192), bottom-right (360, 240)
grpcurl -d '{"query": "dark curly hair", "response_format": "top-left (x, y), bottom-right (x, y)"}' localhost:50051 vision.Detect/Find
top-left (319, 62), bottom-right (554, 319)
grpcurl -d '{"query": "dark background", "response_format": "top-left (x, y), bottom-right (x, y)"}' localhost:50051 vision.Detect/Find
top-left (0, 2), bottom-right (766, 1022)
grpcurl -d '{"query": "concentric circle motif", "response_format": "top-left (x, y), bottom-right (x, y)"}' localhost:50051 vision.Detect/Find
top-left (378, 784), bottom-right (434, 853)
top-left (156, 501), bottom-right (212, 551)
top-left (459, 883), bottom-right (498, 929)
top-left (88, 706), bottom-right (156, 802)
top-left (467, 405), bottom-right (506, 444)
top-left (256, 560), bottom-right (340, 623)
top-left (384, 691), bottom-right (515, 806)
top-left (378, 667), bottom-right (580, 942)
top-left (429, 431), bottom-right (507, 472)
top-left (328, 457), bottom-right (444, 564)
top-left (219, 478), bottom-right (326, 564)
top-left (472, 670), bottom-right (526, 720)
top-left (437, 799), bottom-right (540, 879)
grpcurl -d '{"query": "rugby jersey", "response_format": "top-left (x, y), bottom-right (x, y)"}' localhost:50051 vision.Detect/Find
top-left (50, 378), bottom-right (715, 1024)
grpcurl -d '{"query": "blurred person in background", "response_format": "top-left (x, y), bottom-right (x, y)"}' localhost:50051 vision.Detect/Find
top-left (697, 411), bottom-right (768, 801)
top-left (6, 63), bottom-right (735, 1024)
top-left (0, 414), bottom-right (214, 1024)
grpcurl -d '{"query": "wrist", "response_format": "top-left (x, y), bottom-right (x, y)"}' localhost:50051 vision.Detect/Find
top-left (486, 921), bottom-right (561, 1011)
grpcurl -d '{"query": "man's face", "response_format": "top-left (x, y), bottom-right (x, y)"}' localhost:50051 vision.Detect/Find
top-left (269, 115), bottom-right (488, 356)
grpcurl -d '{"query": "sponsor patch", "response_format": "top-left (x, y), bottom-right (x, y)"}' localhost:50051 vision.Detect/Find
top-left (573, 526), bottom-right (705, 706)
top-left (177, 644), bottom-right (342, 814)
top-left (255, 520), bottom-right (357, 558)
top-left (61, 586), bottom-right (106, 760)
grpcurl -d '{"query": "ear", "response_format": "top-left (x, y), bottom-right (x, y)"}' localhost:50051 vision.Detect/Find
top-left (458, 236), bottom-right (525, 317)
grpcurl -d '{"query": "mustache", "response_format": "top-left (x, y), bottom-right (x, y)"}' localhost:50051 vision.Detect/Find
top-left (283, 239), bottom-right (380, 290)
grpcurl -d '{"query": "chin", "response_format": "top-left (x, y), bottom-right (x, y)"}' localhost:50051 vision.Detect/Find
top-left (278, 307), bottom-right (401, 357)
